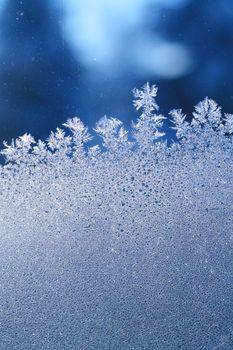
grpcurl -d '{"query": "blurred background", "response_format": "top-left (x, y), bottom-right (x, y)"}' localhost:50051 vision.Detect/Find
top-left (0, 0), bottom-right (233, 142)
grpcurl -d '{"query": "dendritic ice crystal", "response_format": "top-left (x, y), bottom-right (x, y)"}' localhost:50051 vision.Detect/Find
top-left (0, 83), bottom-right (232, 349)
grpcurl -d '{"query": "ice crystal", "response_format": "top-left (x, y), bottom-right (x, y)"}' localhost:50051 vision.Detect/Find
top-left (133, 82), bottom-right (166, 149)
top-left (95, 116), bottom-right (131, 153)
top-left (0, 83), bottom-right (232, 349)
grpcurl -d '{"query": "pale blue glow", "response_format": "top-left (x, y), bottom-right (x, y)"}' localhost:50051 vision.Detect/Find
top-left (133, 38), bottom-right (193, 78)
top-left (61, 0), bottom-right (192, 78)
top-left (0, 0), bottom-right (192, 78)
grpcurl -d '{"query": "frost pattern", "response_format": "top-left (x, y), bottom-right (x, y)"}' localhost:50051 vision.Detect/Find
top-left (0, 83), bottom-right (232, 349)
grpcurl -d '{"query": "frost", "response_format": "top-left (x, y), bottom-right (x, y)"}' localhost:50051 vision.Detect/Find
top-left (133, 82), bottom-right (166, 149)
top-left (192, 96), bottom-right (222, 127)
top-left (169, 108), bottom-right (190, 140)
top-left (95, 116), bottom-right (131, 153)
top-left (63, 117), bottom-right (92, 158)
top-left (0, 83), bottom-right (232, 349)
top-left (224, 113), bottom-right (233, 134)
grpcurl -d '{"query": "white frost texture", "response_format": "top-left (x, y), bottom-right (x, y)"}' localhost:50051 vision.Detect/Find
top-left (0, 83), bottom-right (232, 349)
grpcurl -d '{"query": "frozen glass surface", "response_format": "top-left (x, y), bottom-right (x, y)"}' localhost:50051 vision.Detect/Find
top-left (0, 84), bottom-right (232, 349)
top-left (0, 1), bottom-right (233, 349)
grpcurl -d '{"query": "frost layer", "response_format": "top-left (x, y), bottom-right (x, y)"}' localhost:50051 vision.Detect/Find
top-left (0, 84), bottom-right (232, 349)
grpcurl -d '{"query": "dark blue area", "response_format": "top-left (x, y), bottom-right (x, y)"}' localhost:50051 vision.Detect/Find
top-left (0, 0), bottom-right (233, 143)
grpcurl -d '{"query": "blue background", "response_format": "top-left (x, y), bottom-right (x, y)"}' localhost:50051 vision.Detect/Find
top-left (0, 0), bottom-right (233, 143)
